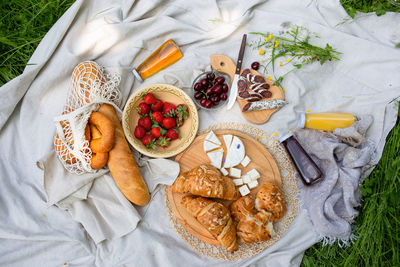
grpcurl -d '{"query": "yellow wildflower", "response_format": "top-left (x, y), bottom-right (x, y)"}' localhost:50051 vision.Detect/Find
top-left (265, 37), bottom-right (269, 42)
top-left (268, 76), bottom-right (272, 80)
top-left (273, 132), bottom-right (278, 137)
top-left (279, 62), bottom-right (283, 67)
top-left (257, 136), bottom-right (261, 140)
top-left (307, 109), bottom-right (311, 113)
top-left (268, 34), bottom-right (273, 40)
top-left (283, 88), bottom-right (285, 92)
top-left (289, 130), bottom-right (293, 133)
top-left (286, 58), bottom-right (290, 62)
top-left (259, 48), bottom-right (265, 55)
top-left (261, 60), bottom-right (265, 64)
top-left (274, 40), bottom-right (279, 48)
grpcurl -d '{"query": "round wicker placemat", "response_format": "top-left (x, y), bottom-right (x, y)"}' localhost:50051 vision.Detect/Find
top-left (165, 122), bottom-right (298, 261)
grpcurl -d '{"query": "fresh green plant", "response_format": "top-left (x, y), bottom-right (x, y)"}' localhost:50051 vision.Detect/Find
top-left (249, 25), bottom-right (341, 87)
top-left (341, 0), bottom-right (400, 18)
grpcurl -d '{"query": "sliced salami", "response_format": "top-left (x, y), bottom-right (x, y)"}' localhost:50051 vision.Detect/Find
top-left (242, 99), bottom-right (288, 112)
top-left (241, 69), bottom-right (251, 77)
top-left (261, 90), bottom-right (272, 98)
top-left (238, 91), bottom-right (250, 99)
top-left (254, 75), bottom-right (265, 83)
top-left (237, 79), bottom-right (248, 92)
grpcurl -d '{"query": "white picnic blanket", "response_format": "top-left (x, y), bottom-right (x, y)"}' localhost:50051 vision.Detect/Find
top-left (0, 0), bottom-right (399, 266)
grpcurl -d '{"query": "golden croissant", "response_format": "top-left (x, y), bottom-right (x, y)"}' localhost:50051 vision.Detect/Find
top-left (255, 182), bottom-right (287, 222)
top-left (182, 196), bottom-right (238, 253)
top-left (171, 165), bottom-right (239, 200)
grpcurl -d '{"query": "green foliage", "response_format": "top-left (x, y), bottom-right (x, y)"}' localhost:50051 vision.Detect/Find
top-left (0, 0), bottom-right (73, 86)
top-left (341, 0), bottom-right (400, 18)
top-left (249, 25), bottom-right (341, 87)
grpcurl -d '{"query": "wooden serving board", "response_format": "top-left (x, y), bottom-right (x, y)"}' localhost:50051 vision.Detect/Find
top-left (210, 55), bottom-right (285, 125)
top-left (167, 129), bottom-right (281, 245)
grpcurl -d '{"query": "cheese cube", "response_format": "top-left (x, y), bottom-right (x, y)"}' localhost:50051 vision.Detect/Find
top-left (238, 185), bottom-right (250, 196)
top-left (232, 178), bottom-right (244, 186)
top-left (229, 167), bottom-right (241, 178)
top-left (242, 174), bottom-right (252, 184)
top-left (220, 167), bottom-right (229, 176)
top-left (241, 156), bottom-right (251, 167)
top-left (247, 169), bottom-right (260, 180)
top-left (247, 180), bottom-right (259, 189)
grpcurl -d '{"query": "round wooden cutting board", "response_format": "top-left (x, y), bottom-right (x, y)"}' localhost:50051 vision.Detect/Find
top-left (210, 54), bottom-right (285, 125)
top-left (167, 129), bottom-right (281, 245)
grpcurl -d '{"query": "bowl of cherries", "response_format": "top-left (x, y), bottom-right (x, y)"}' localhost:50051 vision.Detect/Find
top-left (192, 71), bottom-right (230, 110)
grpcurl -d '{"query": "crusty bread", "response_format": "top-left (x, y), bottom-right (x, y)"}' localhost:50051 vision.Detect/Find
top-left (98, 104), bottom-right (150, 206)
top-left (255, 182), bottom-right (286, 222)
top-left (182, 196), bottom-right (238, 253)
top-left (171, 165), bottom-right (239, 200)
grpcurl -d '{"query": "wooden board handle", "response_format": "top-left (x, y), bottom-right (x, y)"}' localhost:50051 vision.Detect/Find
top-left (209, 55), bottom-right (236, 82)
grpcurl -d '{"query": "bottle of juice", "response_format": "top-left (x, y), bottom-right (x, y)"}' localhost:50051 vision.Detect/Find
top-left (298, 113), bottom-right (357, 132)
top-left (132, 39), bottom-right (183, 82)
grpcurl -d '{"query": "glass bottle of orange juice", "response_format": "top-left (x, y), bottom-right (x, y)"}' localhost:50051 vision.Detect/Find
top-left (132, 39), bottom-right (183, 82)
top-left (298, 113), bottom-right (357, 132)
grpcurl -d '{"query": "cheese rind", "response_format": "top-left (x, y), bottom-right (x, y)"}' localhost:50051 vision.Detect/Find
top-left (247, 180), bottom-right (259, 189)
top-left (238, 185), bottom-right (250, 196)
top-left (203, 140), bottom-right (221, 152)
top-left (220, 167), bottom-right (229, 176)
top-left (223, 134), bottom-right (233, 149)
top-left (223, 136), bottom-right (245, 168)
top-left (229, 167), bottom-right (241, 178)
top-left (232, 178), bottom-right (244, 186)
top-left (241, 156), bottom-right (251, 167)
top-left (207, 149), bottom-right (223, 169)
top-left (205, 130), bottom-right (221, 146)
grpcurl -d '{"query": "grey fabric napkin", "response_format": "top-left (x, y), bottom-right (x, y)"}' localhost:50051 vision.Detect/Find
top-left (294, 115), bottom-right (375, 245)
top-left (37, 150), bottom-right (180, 244)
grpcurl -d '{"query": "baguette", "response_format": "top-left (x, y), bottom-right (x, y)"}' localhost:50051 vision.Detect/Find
top-left (98, 104), bottom-right (150, 206)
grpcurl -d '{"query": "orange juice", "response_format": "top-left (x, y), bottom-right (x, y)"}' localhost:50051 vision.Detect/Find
top-left (298, 113), bottom-right (356, 132)
top-left (132, 39), bottom-right (183, 82)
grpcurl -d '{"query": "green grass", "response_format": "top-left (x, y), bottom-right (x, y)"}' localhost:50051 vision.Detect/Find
top-left (0, 1), bottom-right (399, 266)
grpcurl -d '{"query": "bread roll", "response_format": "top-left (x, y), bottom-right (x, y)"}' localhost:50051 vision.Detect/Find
top-left (98, 104), bottom-right (150, 206)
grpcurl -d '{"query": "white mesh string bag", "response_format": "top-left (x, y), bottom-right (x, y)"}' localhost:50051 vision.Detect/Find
top-left (53, 61), bottom-right (121, 174)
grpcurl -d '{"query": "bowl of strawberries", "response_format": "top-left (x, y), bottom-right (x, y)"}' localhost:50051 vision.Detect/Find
top-left (122, 84), bottom-right (199, 158)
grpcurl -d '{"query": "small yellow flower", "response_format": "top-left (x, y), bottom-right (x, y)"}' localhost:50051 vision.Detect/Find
top-left (265, 37), bottom-right (269, 42)
top-left (279, 62), bottom-right (283, 67)
top-left (257, 136), bottom-right (261, 140)
top-left (261, 60), bottom-right (265, 64)
top-left (273, 132), bottom-right (278, 137)
top-left (268, 34), bottom-right (273, 40)
top-left (283, 88), bottom-right (285, 92)
top-left (307, 109), bottom-right (311, 113)
top-left (259, 48), bottom-right (265, 55)
top-left (285, 58), bottom-right (290, 62)
top-left (268, 76), bottom-right (272, 80)
top-left (274, 40), bottom-right (279, 48)
top-left (289, 130), bottom-right (293, 133)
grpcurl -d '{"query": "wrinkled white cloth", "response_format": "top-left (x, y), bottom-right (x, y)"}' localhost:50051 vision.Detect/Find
top-left (295, 115), bottom-right (375, 245)
top-left (0, 0), bottom-right (400, 266)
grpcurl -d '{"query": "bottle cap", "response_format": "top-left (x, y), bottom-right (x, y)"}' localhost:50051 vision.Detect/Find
top-left (132, 68), bottom-right (143, 83)
top-left (278, 132), bottom-right (294, 143)
top-left (297, 112), bottom-right (306, 129)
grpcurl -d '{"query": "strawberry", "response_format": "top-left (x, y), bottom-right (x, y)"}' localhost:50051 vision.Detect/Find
top-left (142, 134), bottom-right (157, 149)
top-left (134, 125), bottom-right (146, 139)
top-left (151, 127), bottom-right (166, 138)
top-left (151, 99), bottom-right (163, 112)
top-left (163, 102), bottom-right (176, 117)
top-left (136, 102), bottom-right (150, 115)
top-left (166, 129), bottom-right (179, 140)
top-left (162, 117), bottom-right (176, 129)
top-left (152, 111), bottom-right (164, 124)
top-left (144, 93), bottom-right (156, 105)
top-left (138, 116), bottom-right (152, 131)
top-left (157, 136), bottom-right (171, 148)
top-left (176, 104), bottom-right (189, 127)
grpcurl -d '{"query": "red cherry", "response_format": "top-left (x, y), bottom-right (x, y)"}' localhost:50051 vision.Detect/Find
top-left (212, 85), bottom-right (222, 94)
top-left (222, 84), bottom-right (229, 93)
top-left (211, 95), bottom-right (220, 104)
top-left (205, 87), bottom-right (213, 96)
top-left (220, 93), bottom-right (228, 101)
top-left (200, 99), bottom-right (207, 107)
top-left (200, 79), bottom-right (208, 87)
top-left (205, 100), bottom-right (213, 109)
top-left (251, 61), bottom-right (260, 70)
top-left (215, 76), bottom-right (225, 85)
top-left (194, 92), bottom-right (203, 99)
top-left (194, 82), bottom-right (203, 91)
top-left (206, 73), bottom-right (215, 81)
